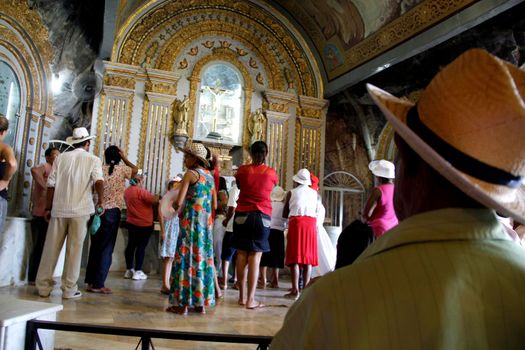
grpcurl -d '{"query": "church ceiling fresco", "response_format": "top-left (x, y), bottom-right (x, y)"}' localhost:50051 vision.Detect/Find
top-left (274, 0), bottom-right (481, 81)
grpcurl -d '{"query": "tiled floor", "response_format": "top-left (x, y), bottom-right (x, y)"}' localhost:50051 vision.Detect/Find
top-left (0, 272), bottom-right (294, 349)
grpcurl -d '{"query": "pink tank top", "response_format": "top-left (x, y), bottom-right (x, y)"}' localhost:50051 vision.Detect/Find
top-left (368, 183), bottom-right (398, 238)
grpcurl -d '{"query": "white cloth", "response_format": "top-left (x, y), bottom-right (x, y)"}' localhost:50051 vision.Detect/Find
top-left (213, 215), bottom-right (226, 270)
top-left (289, 185), bottom-right (318, 217)
top-left (159, 188), bottom-right (181, 220)
top-left (225, 184), bottom-right (240, 232)
top-left (311, 199), bottom-right (336, 278)
top-left (47, 148), bottom-right (103, 217)
top-left (270, 201), bottom-right (287, 230)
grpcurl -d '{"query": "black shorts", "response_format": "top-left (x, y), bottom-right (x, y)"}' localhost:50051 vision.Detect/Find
top-left (260, 229), bottom-right (285, 268)
top-left (232, 211), bottom-right (271, 252)
top-left (221, 231), bottom-right (237, 261)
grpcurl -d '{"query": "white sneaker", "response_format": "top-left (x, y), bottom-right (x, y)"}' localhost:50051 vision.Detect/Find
top-left (124, 269), bottom-right (134, 279)
top-left (132, 270), bottom-right (147, 280)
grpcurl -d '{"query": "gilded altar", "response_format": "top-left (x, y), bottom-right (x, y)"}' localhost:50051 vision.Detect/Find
top-left (92, 0), bottom-right (328, 193)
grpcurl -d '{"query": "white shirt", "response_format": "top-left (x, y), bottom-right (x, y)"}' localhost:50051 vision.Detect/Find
top-left (225, 184), bottom-right (240, 232)
top-left (47, 148), bottom-right (104, 217)
top-left (270, 201), bottom-right (287, 231)
top-left (289, 184), bottom-right (318, 217)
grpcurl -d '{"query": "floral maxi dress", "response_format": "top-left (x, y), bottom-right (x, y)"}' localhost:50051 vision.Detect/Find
top-left (170, 168), bottom-right (215, 307)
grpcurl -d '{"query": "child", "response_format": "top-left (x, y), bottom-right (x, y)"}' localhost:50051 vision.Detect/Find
top-left (158, 176), bottom-right (182, 294)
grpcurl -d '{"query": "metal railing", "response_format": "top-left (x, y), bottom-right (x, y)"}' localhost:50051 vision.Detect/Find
top-left (25, 320), bottom-right (272, 350)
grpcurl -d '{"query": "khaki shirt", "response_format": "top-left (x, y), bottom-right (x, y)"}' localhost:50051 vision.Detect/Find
top-left (272, 208), bottom-right (525, 349)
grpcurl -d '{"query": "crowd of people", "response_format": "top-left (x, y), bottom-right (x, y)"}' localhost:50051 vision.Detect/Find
top-left (3, 46), bottom-right (525, 347)
top-left (22, 132), bottom-right (339, 312)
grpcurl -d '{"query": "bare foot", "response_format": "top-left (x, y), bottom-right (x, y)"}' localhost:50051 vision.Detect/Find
top-left (238, 299), bottom-right (245, 306)
top-left (246, 301), bottom-right (266, 309)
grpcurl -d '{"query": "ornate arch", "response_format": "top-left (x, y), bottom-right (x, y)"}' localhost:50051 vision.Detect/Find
top-left (0, 1), bottom-right (54, 214)
top-left (152, 22), bottom-right (282, 91)
top-left (112, 0), bottom-right (322, 98)
top-left (187, 49), bottom-right (253, 146)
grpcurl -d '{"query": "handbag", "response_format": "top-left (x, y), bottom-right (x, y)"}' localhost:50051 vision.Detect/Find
top-left (90, 208), bottom-right (103, 235)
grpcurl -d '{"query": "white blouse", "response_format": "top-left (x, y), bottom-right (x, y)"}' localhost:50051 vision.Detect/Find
top-left (289, 184), bottom-right (318, 218)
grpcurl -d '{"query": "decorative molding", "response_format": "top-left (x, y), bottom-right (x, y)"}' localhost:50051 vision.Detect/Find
top-left (112, 0), bottom-right (321, 97)
top-left (329, 0), bottom-right (477, 80)
top-left (187, 50), bottom-right (253, 152)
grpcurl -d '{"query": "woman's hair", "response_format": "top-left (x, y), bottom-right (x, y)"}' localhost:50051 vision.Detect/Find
top-left (219, 176), bottom-right (227, 191)
top-left (205, 147), bottom-right (215, 171)
top-left (104, 145), bottom-right (122, 175)
top-left (44, 147), bottom-right (58, 158)
top-left (167, 180), bottom-right (177, 190)
top-left (250, 141), bottom-right (268, 165)
top-left (0, 115), bottom-right (9, 133)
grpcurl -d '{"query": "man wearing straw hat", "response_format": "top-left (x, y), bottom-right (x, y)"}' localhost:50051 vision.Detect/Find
top-left (272, 49), bottom-right (525, 348)
top-left (36, 127), bottom-right (104, 299)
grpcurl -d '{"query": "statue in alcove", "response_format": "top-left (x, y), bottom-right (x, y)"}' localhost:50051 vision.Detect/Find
top-left (248, 108), bottom-right (265, 145)
top-left (173, 96), bottom-right (189, 134)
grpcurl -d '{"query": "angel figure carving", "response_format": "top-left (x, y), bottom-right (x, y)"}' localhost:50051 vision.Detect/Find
top-left (173, 96), bottom-right (190, 134)
top-left (248, 108), bottom-right (265, 145)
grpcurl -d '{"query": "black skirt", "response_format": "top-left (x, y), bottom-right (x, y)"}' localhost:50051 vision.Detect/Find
top-left (232, 211), bottom-right (271, 252)
top-left (260, 229), bottom-right (285, 268)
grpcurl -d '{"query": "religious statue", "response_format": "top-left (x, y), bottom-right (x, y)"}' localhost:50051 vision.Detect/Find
top-left (173, 95), bottom-right (189, 134)
top-left (248, 108), bottom-right (265, 145)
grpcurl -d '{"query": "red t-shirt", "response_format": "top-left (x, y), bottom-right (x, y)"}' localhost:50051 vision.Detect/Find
top-left (124, 185), bottom-right (155, 227)
top-left (235, 164), bottom-right (278, 216)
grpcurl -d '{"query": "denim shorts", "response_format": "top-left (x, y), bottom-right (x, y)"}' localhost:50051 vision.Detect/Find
top-left (232, 211), bottom-right (271, 252)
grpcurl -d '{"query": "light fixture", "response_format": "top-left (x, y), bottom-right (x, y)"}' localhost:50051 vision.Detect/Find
top-left (51, 73), bottom-right (62, 94)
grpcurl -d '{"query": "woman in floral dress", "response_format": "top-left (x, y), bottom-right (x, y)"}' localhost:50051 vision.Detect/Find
top-left (167, 142), bottom-right (216, 315)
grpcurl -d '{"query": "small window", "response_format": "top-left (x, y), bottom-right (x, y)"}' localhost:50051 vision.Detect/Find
top-left (194, 63), bottom-right (243, 145)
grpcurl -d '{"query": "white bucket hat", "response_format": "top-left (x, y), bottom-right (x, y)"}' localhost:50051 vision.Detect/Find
top-left (270, 186), bottom-right (286, 202)
top-left (293, 168), bottom-right (312, 186)
top-left (66, 127), bottom-right (95, 145)
top-left (369, 160), bottom-right (395, 179)
top-left (367, 48), bottom-right (525, 223)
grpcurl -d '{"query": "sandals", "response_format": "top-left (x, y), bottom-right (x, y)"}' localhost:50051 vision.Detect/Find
top-left (87, 287), bottom-right (112, 294)
top-left (166, 305), bottom-right (188, 315)
top-left (194, 306), bottom-right (206, 314)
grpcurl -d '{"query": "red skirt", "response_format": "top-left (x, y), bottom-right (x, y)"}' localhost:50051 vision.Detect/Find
top-left (285, 216), bottom-right (318, 266)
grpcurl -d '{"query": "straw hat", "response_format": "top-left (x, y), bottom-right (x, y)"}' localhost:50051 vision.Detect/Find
top-left (369, 160), bottom-right (395, 179)
top-left (367, 48), bottom-right (525, 223)
top-left (66, 127), bottom-right (95, 145)
top-left (179, 142), bottom-right (209, 167)
top-left (271, 186), bottom-right (287, 202)
top-left (293, 168), bottom-right (312, 186)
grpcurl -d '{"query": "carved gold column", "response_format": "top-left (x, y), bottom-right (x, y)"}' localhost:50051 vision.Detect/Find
top-left (138, 69), bottom-right (179, 194)
top-left (295, 96), bottom-right (329, 180)
top-left (263, 90), bottom-right (295, 186)
top-left (95, 64), bottom-right (137, 157)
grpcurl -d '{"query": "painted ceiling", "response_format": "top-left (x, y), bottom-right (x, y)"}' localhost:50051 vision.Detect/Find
top-left (116, 0), bottom-right (480, 82)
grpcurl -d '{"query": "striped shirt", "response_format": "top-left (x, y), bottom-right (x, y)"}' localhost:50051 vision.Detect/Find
top-left (272, 208), bottom-right (525, 349)
top-left (47, 148), bottom-right (104, 218)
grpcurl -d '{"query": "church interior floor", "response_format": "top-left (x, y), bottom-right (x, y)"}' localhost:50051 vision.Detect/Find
top-left (0, 272), bottom-right (294, 349)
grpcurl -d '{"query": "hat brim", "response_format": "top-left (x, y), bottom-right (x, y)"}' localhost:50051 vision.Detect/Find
top-left (66, 135), bottom-right (95, 145)
top-left (367, 83), bottom-right (525, 224)
top-left (292, 175), bottom-right (311, 186)
top-left (178, 147), bottom-right (210, 168)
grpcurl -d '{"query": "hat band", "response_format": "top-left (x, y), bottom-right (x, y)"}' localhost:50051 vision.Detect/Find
top-left (407, 107), bottom-right (522, 188)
